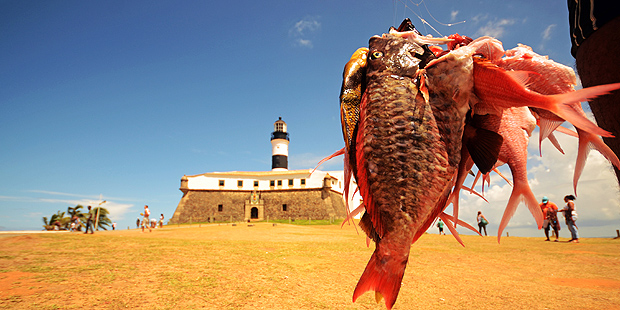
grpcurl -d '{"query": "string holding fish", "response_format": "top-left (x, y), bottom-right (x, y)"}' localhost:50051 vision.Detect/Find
top-left (394, 0), bottom-right (466, 37)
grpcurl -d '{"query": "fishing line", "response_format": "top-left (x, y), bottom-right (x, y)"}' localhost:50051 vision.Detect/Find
top-left (393, 0), bottom-right (466, 37)
top-left (421, 0), bottom-right (466, 27)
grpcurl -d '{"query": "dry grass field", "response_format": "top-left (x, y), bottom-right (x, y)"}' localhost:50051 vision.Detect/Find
top-left (1, 222), bottom-right (620, 310)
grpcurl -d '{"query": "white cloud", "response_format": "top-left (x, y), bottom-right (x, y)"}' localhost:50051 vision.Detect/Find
top-left (289, 17), bottom-right (321, 48)
top-left (541, 24), bottom-right (556, 41)
top-left (292, 18), bottom-right (320, 35)
top-left (470, 14), bottom-right (488, 24)
top-left (450, 10), bottom-right (459, 22)
top-left (475, 18), bottom-right (516, 39)
top-left (297, 39), bottom-right (313, 48)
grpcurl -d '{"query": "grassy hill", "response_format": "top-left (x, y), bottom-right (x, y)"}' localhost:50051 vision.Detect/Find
top-left (1, 222), bottom-right (619, 309)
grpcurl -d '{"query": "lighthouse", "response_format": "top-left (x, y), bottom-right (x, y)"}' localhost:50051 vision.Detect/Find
top-left (271, 117), bottom-right (289, 171)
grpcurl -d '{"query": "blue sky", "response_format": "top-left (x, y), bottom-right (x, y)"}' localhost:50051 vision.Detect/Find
top-left (2, 0), bottom-right (619, 237)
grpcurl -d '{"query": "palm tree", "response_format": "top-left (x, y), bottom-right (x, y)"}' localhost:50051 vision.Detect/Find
top-left (42, 216), bottom-right (53, 230)
top-left (93, 207), bottom-right (112, 230)
top-left (42, 211), bottom-right (70, 230)
top-left (67, 205), bottom-right (86, 231)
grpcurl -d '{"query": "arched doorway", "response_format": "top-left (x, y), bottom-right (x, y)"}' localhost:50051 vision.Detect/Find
top-left (250, 207), bottom-right (259, 219)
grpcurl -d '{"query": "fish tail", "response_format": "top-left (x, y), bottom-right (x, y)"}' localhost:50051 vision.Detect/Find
top-left (537, 118), bottom-right (564, 155)
top-left (573, 129), bottom-right (620, 194)
top-left (547, 84), bottom-right (620, 137)
top-left (546, 132), bottom-right (565, 155)
top-left (497, 177), bottom-right (542, 243)
top-left (353, 242), bottom-right (411, 310)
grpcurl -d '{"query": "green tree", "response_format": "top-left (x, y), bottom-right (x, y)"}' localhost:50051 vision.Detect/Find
top-left (42, 210), bottom-right (70, 230)
top-left (93, 207), bottom-right (112, 230)
top-left (67, 205), bottom-right (87, 231)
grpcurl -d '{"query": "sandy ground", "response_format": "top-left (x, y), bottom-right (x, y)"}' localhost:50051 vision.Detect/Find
top-left (1, 223), bottom-right (620, 310)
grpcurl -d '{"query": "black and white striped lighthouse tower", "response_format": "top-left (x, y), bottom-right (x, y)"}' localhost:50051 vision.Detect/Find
top-left (271, 117), bottom-right (289, 171)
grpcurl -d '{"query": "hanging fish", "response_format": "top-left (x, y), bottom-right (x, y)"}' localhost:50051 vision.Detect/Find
top-left (343, 19), bottom-right (488, 309)
top-left (327, 18), bottom-right (620, 309)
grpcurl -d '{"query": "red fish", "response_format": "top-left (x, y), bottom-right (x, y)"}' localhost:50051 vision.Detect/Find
top-left (494, 45), bottom-right (620, 193)
top-left (472, 59), bottom-right (620, 137)
top-left (473, 108), bottom-right (544, 241)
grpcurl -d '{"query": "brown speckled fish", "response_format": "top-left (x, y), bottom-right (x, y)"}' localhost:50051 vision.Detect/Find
top-left (343, 20), bottom-right (473, 309)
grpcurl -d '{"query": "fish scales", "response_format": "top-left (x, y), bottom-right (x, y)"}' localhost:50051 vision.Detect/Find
top-left (362, 74), bottom-right (443, 221)
top-left (424, 51), bottom-right (473, 168)
top-left (359, 35), bottom-right (459, 235)
top-left (352, 34), bottom-right (472, 309)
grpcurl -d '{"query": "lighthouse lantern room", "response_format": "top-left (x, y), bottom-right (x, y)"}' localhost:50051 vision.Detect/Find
top-left (271, 117), bottom-right (289, 171)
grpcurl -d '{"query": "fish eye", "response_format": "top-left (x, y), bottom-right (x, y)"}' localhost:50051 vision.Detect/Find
top-left (370, 51), bottom-right (383, 60)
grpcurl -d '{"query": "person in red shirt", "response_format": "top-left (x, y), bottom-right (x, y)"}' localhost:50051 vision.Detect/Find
top-left (539, 196), bottom-right (560, 241)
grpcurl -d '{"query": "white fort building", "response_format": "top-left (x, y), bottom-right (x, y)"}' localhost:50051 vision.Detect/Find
top-left (169, 118), bottom-right (358, 223)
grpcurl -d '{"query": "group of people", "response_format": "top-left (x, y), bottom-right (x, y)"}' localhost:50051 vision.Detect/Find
top-left (435, 195), bottom-right (579, 243)
top-left (136, 205), bottom-right (164, 232)
top-left (539, 195), bottom-right (579, 243)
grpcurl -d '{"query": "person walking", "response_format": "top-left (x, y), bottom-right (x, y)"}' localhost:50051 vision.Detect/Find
top-left (142, 205), bottom-right (152, 233)
top-left (560, 195), bottom-right (579, 243)
top-left (477, 211), bottom-right (488, 236)
top-left (437, 219), bottom-right (445, 235)
top-left (84, 205), bottom-right (95, 234)
top-left (539, 196), bottom-right (560, 241)
top-left (159, 214), bottom-right (164, 228)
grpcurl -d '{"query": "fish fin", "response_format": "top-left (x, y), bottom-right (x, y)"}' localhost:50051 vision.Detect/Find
top-left (546, 85), bottom-right (620, 137)
top-left (469, 170), bottom-right (482, 191)
top-left (311, 148), bottom-right (345, 175)
top-left (496, 173), bottom-right (543, 243)
top-left (438, 214), bottom-right (465, 246)
top-left (504, 70), bottom-right (539, 89)
top-left (341, 203), bottom-right (365, 228)
top-left (546, 132), bottom-right (565, 155)
top-left (441, 212), bottom-right (481, 236)
top-left (493, 168), bottom-right (513, 186)
top-left (449, 151), bottom-right (474, 228)
top-left (573, 130), bottom-right (592, 195)
top-left (411, 181), bottom-right (454, 244)
top-left (464, 125), bottom-right (503, 175)
top-left (340, 151), bottom-right (360, 237)
top-left (355, 92), bottom-right (385, 238)
top-left (482, 172), bottom-right (491, 194)
top-left (537, 118), bottom-right (564, 156)
top-left (352, 242), bottom-right (410, 310)
top-left (460, 185), bottom-right (488, 202)
top-left (554, 125), bottom-right (579, 137)
top-left (359, 212), bottom-right (380, 243)
top-left (573, 129), bottom-right (620, 194)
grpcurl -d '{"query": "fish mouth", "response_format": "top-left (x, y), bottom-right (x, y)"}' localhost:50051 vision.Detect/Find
top-left (371, 19), bottom-right (451, 70)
